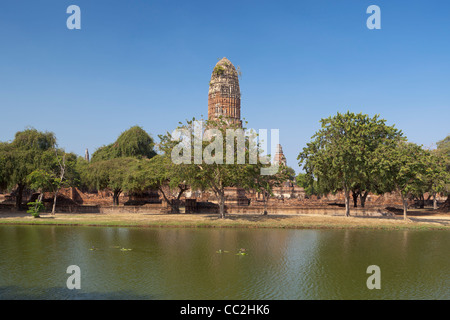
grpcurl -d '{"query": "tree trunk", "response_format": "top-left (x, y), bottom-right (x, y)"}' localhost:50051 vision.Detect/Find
top-left (171, 185), bottom-right (188, 214)
top-left (352, 190), bottom-right (359, 208)
top-left (401, 193), bottom-right (408, 220)
top-left (52, 154), bottom-right (66, 215)
top-left (34, 192), bottom-right (44, 217)
top-left (169, 200), bottom-right (180, 214)
top-left (113, 189), bottom-right (121, 206)
top-left (263, 191), bottom-right (268, 215)
top-left (419, 195), bottom-right (425, 209)
top-left (344, 186), bottom-right (350, 217)
top-left (444, 196), bottom-right (450, 209)
top-left (218, 192), bottom-right (226, 219)
top-left (360, 191), bottom-right (368, 208)
top-left (15, 183), bottom-right (25, 209)
top-left (52, 189), bottom-right (60, 215)
top-left (433, 192), bottom-right (437, 210)
top-left (158, 186), bottom-right (186, 214)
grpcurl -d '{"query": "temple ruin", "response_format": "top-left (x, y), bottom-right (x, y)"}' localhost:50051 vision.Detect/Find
top-left (208, 57), bottom-right (242, 126)
top-left (1, 57), bottom-right (434, 215)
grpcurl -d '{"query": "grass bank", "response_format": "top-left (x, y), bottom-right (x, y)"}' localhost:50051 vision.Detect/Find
top-left (0, 211), bottom-right (449, 230)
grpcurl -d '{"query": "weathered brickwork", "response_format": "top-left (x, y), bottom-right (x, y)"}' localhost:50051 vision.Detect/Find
top-left (208, 57), bottom-right (242, 126)
top-left (274, 144), bottom-right (287, 166)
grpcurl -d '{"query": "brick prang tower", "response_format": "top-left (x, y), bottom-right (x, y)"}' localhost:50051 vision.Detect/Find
top-left (208, 57), bottom-right (242, 127)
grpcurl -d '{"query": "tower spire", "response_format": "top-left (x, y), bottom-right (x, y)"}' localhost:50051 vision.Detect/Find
top-left (208, 57), bottom-right (241, 126)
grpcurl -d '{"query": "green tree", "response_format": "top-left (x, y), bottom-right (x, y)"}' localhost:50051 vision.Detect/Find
top-left (295, 172), bottom-right (320, 197)
top-left (86, 157), bottom-right (140, 206)
top-left (158, 117), bottom-right (264, 219)
top-left (91, 126), bottom-right (156, 162)
top-left (428, 140), bottom-right (450, 209)
top-left (246, 163), bottom-right (291, 215)
top-left (26, 169), bottom-right (52, 213)
top-left (284, 166), bottom-right (296, 182)
top-left (86, 126), bottom-right (157, 205)
top-left (436, 135), bottom-right (450, 158)
top-left (27, 150), bottom-right (78, 214)
top-left (0, 142), bottom-right (9, 192)
top-left (408, 150), bottom-right (448, 209)
top-left (125, 155), bottom-right (190, 213)
top-left (0, 128), bottom-right (57, 208)
top-left (298, 112), bottom-right (403, 217)
top-left (375, 142), bottom-right (428, 220)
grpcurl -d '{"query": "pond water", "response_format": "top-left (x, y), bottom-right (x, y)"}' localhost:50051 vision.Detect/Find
top-left (0, 225), bottom-right (448, 299)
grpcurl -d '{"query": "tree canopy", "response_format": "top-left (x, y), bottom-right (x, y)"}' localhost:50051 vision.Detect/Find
top-left (1, 119), bottom-right (447, 216)
top-left (158, 117), bottom-right (276, 218)
top-left (85, 157), bottom-right (141, 206)
top-left (125, 154), bottom-right (190, 213)
top-left (91, 126), bottom-right (156, 162)
top-left (436, 135), bottom-right (450, 158)
top-left (298, 111), bottom-right (403, 216)
top-left (0, 128), bottom-right (59, 208)
top-left (83, 126), bottom-right (157, 206)
top-left (374, 141), bottom-right (429, 219)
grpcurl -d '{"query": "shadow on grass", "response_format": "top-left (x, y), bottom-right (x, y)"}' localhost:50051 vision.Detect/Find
top-left (350, 215), bottom-right (398, 221)
top-left (408, 217), bottom-right (450, 226)
top-left (205, 213), bottom-right (300, 223)
top-left (350, 213), bottom-right (450, 227)
top-left (35, 216), bottom-right (55, 220)
top-left (0, 212), bottom-right (30, 219)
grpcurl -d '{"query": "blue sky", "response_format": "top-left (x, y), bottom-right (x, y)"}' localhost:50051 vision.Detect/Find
top-left (0, 0), bottom-right (449, 172)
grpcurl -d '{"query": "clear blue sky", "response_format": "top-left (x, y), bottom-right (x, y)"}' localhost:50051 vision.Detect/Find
top-left (1, 0), bottom-right (449, 172)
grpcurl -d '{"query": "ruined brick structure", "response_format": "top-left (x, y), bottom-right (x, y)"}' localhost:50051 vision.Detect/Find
top-left (207, 57), bottom-right (247, 204)
top-left (208, 57), bottom-right (242, 126)
top-left (1, 57), bottom-right (447, 215)
top-left (274, 144), bottom-right (287, 166)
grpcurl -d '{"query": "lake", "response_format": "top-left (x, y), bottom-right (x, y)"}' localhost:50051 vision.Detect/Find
top-left (0, 225), bottom-right (448, 299)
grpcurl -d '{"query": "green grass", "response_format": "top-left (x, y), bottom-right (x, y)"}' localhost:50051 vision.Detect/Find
top-left (0, 216), bottom-right (448, 231)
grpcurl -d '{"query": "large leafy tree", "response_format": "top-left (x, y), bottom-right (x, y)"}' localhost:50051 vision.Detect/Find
top-left (85, 126), bottom-right (157, 205)
top-left (375, 141), bottom-right (428, 220)
top-left (436, 135), bottom-right (450, 158)
top-left (27, 150), bottom-right (78, 214)
top-left (0, 142), bottom-right (9, 192)
top-left (125, 155), bottom-right (190, 213)
top-left (86, 157), bottom-right (140, 206)
top-left (159, 117), bottom-right (269, 219)
top-left (298, 112), bottom-right (403, 217)
top-left (295, 172), bottom-right (320, 197)
top-left (398, 138), bottom-right (449, 211)
top-left (0, 128), bottom-right (57, 208)
top-left (245, 163), bottom-right (292, 215)
top-left (91, 126), bottom-right (156, 162)
top-left (432, 135), bottom-right (450, 209)
top-left (411, 150), bottom-right (448, 209)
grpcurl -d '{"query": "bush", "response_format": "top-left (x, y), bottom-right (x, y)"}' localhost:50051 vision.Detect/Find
top-left (27, 201), bottom-right (44, 218)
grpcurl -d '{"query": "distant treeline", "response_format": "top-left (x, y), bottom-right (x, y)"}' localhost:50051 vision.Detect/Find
top-left (0, 112), bottom-right (449, 219)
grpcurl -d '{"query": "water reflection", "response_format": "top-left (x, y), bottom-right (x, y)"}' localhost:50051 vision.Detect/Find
top-left (0, 226), bottom-right (448, 299)
top-left (0, 285), bottom-right (155, 300)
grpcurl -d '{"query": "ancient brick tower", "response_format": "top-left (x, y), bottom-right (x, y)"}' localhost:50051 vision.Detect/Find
top-left (208, 57), bottom-right (242, 126)
top-left (274, 144), bottom-right (287, 166)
